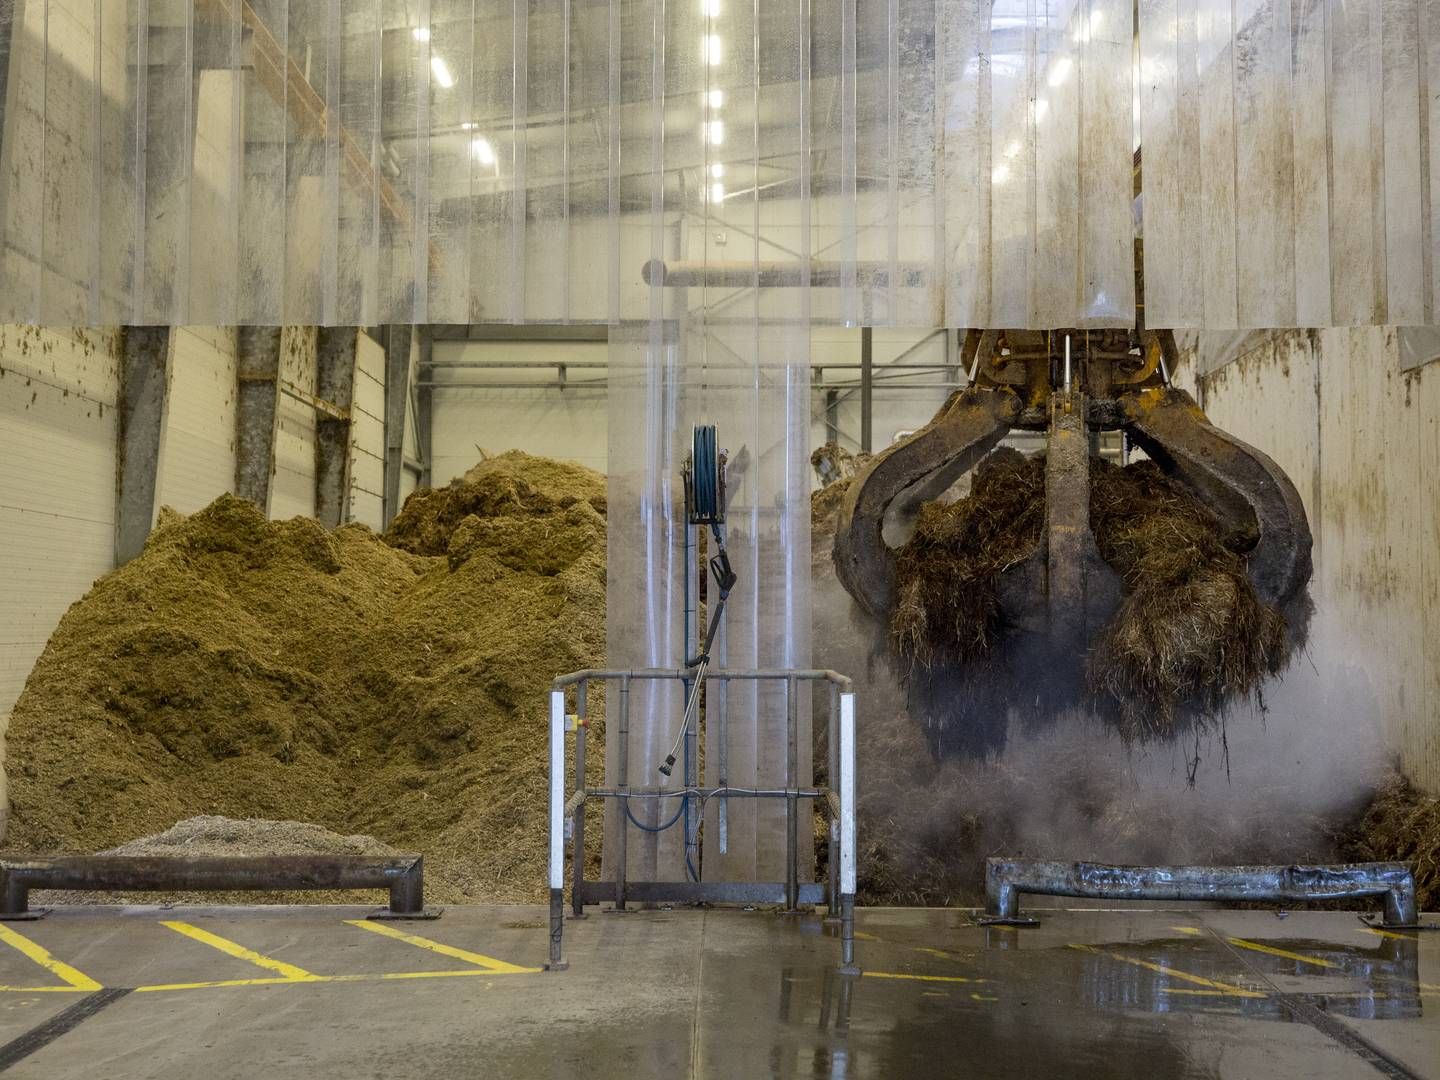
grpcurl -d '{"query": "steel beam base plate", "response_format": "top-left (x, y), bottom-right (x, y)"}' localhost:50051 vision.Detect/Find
top-left (1358, 914), bottom-right (1438, 932)
top-left (543, 961), bottom-right (570, 971)
top-left (975, 914), bottom-right (1041, 928)
top-left (366, 907), bottom-right (443, 921)
top-left (0, 910), bottom-right (49, 922)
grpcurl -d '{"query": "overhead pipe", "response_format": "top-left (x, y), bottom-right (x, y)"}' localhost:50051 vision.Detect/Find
top-left (642, 259), bottom-right (930, 289)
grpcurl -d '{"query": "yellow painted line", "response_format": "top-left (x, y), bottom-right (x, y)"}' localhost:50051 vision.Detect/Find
top-left (134, 968), bottom-right (529, 994)
top-left (136, 976), bottom-right (308, 993)
top-left (1171, 926), bottom-right (1203, 936)
top-left (343, 919), bottom-right (537, 974)
top-left (970, 991), bottom-right (998, 1002)
top-left (914, 946), bottom-right (967, 961)
top-left (851, 931), bottom-right (881, 942)
top-left (0, 924), bottom-right (102, 991)
top-left (1069, 944), bottom-right (1266, 998)
top-left (161, 921), bottom-right (319, 982)
top-left (1224, 937), bottom-right (1337, 969)
top-left (863, 971), bottom-right (983, 984)
top-left (1362, 927), bottom-right (1419, 942)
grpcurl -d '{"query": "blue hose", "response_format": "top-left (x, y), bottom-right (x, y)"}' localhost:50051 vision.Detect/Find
top-left (693, 425), bottom-right (719, 521)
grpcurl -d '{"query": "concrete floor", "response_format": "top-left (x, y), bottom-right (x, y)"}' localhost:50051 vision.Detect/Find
top-left (0, 904), bottom-right (1432, 1078)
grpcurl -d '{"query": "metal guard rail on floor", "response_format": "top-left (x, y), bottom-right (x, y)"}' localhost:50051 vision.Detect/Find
top-left (0, 855), bottom-right (428, 920)
top-left (984, 858), bottom-right (1420, 927)
top-left (546, 668), bottom-right (858, 972)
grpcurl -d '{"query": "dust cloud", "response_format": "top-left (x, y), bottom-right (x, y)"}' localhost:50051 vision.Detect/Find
top-left (812, 570), bottom-right (1386, 905)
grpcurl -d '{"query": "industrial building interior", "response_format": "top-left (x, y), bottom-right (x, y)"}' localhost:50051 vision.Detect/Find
top-left (0, 0), bottom-right (1438, 1077)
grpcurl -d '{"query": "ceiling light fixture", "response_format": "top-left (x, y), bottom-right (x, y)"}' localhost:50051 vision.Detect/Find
top-left (431, 56), bottom-right (456, 88)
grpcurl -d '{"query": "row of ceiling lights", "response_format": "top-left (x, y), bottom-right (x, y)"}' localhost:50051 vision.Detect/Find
top-left (413, 26), bottom-right (498, 167)
top-left (410, 3), bottom-right (1095, 192)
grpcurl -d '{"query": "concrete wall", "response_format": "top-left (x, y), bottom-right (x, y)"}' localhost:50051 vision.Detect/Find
top-left (427, 328), bottom-right (957, 485)
top-left (1193, 328), bottom-right (1440, 793)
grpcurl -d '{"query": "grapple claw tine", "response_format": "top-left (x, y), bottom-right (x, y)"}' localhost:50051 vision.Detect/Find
top-left (833, 385), bottom-right (1022, 619)
top-left (1121, 387), bottom-right (1313, 609)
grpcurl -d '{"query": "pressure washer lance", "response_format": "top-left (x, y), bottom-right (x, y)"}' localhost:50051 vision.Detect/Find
top-left (659, 526), bottom-right (738, 778)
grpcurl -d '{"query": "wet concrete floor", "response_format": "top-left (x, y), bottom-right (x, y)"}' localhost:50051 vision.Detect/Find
top-left (0, 903), bottom-right (1432, 1078)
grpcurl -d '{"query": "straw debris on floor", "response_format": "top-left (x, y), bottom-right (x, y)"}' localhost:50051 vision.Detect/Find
top-left (1342, 775), bottom-right (1440, 911)
top-left (2, 451), bottom-right (607, 905)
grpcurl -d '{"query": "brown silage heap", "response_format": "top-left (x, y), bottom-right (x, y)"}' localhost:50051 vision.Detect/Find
top-left (2, 451), bottom-right (606, 903)
top-left (888, 450), bottom-right (1294, 736)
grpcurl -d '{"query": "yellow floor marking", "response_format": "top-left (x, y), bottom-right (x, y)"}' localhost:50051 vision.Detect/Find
top-left (134, 968), bottom-right (532, 994)
top-left (970, 991), bottom-right (998, 1002)
top-left (862, 971), bottom-right (982, 984)
top-left (343, 919), bottom-right (535, 974)
top-left (914, 946), bottom-right (967, 961)
top-left (1223, 937), bottom-right (1338, 969)
top-left (0, 924), bottom-right (102, 992)
top-left (1068, 944), bottom-right (1267, 998)
top-left (1171, 926), bottom-right (1203, 936)
top-left (161, 921), bottom-right (319, 982)
top-left (1362, 927), bottom-right (1419, 942)
top-left (851, 931), bottom-right (881, 942)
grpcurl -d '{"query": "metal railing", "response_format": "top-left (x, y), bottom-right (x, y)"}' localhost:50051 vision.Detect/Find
top-left (546, 668), bottom-right (857, 971)
top-left (984, 858), bottom-right (1420, 928)
top-left (0, 855), bottom-right (429, 920)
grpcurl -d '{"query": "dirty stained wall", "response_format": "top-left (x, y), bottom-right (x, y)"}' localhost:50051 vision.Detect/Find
top-left (1192, 328), bottom-right (1440, 794)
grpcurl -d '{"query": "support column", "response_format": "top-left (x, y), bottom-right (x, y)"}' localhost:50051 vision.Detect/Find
top-left (315, 327), bottom-right (359, 528)
top-left (859, 326), bottom-right (873, 453)
top-left (115, 328), bottom-right (172, 564)
top-left (415, 326), bottom-right (433, 489)
top-left (235, 326), bottom-right (283, 513)
top-left (382, 325), bottom-right (414, 525)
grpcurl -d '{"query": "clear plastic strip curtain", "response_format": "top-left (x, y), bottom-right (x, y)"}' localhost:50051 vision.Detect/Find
top-left (1138, 0), bottom-right (1440, 329)
top-left (0, 0), bottom-right (1136, 329)
top-left (605, 0), bottom-right (815, 884)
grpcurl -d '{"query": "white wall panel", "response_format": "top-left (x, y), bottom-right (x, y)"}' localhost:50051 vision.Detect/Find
top-left (430, 340), bottom-right (610, 481)
top-left (156, 327), bottom-right (238, 514)
top-left (1200, 327), bottom-right (1440, 793)
top-left (348, 330), bottom-right (386, 530)
top-left (0, 326), bottom-right (120, 725)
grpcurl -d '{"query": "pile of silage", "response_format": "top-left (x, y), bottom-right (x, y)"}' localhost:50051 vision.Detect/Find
top-left (1, 451), bottom-right (607, 904)
top-left (886, 450), bottom-right (1295, 737)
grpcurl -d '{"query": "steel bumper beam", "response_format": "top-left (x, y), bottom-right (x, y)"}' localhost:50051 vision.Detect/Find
top-left (0, 855), bottom-right (429, 920)
top-left (985, 858), bottom-right (1419, 927)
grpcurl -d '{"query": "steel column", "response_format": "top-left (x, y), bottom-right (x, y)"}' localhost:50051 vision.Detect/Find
top-left (381, 325), bottom-right (413, 526)
top-left (115, 328), bottom-right (172, 564)
top-left (860, 327), bottom-right (873, 453)
top-left (315, 327), bottom-right (359, 528)
top-left (235, 326), bottom-right (283, 513)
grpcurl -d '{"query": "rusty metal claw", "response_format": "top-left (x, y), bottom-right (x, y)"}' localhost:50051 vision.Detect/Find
top-left (832, 385), bottom-right (1022, 620)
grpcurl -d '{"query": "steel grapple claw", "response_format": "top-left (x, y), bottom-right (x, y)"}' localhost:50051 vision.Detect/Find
top-left (830, 330), bottom-right (1314, 669)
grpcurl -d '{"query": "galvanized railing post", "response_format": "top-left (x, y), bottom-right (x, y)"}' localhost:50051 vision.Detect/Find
top-left (571, 679), bottom-right (588, 917)
top-left (827, 681), bottom-right (841, 918)
top-left (546, 689), bottom-right (568, 970)
top-left (838, 692), bottom-right (859, 974)
top-left (616, 675), bottom-right (630, 911)
top-left (784, 675), bottom-right (799, 913)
